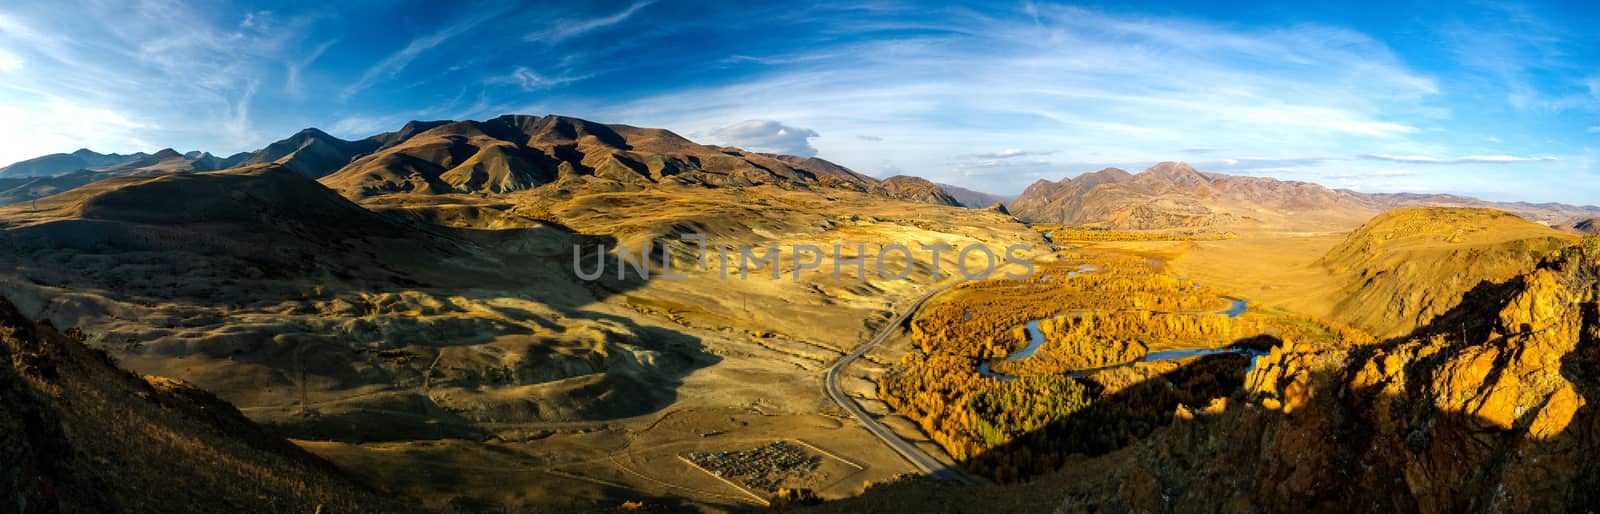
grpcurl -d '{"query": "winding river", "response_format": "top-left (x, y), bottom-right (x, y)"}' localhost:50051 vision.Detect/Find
top-left (977, 266), bottom-right (1264, 381)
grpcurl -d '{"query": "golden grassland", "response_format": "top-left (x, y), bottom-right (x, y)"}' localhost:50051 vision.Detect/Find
top-left (1031, 225), bottom-right (1236, 241)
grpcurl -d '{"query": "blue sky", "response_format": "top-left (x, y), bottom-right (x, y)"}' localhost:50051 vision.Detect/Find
top-left (0, 1), bottom-right (1596, 203)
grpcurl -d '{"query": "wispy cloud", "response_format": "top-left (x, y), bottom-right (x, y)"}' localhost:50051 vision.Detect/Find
top-left (286, 39), bottom-right (337, 98)
top-left (586, 6), bottom-right (1441, 190)
top-left (525, 1), bottom-right (656, 44)
top-left (1360, 154), bottom-right (1558, 164)
top-left (969, 148), bottom-right (1056, 159)
top-left (487, 66), bottom-right (591, 91)
top-left (342, 11), bottom-right (499, 100)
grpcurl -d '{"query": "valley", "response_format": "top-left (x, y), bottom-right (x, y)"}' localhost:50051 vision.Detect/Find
top-left (6, 2), bottom-right (1598, 511)
top-left (1, 114), bottom-right (1595, 513)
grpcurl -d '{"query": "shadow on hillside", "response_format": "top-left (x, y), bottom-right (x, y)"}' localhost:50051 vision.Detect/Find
top-left (0, 200), bottom-right (724, 444)
top-left (963, 338), bottom-right (1266, 483)
top-left (806, 259), bottom-right (1600, 513)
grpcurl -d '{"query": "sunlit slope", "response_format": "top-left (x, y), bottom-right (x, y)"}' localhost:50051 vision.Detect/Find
top-left (320, 114), bottom-right (881, 196)
top-left (1320, 207), bottom-right (1574, 338)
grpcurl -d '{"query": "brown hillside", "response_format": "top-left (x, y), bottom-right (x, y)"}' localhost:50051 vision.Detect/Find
top-left (880, 175), bottom-right (961, 206)
top-left (1008, 164), bottom-right (1247, 230)
top-left (0, 297), bottom-right (415, 512)
top-left (237, 128), bottom-right (381, 179)
top-left (320, 114), bottom-right (879, 197)
top-left (1010, 161), bottom-right (1600, 232)
top-left (1319, 207), bottom-right (1574, 338)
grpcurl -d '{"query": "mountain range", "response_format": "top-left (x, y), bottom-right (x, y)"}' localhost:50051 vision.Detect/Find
top-left (5, 114), bottom-right (1600, 233)
top-left (1008, 161), bottom-right (1600, 232)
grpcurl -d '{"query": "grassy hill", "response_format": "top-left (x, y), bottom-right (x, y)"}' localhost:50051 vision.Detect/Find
top-left (1319, 207), bottom-right (1574, 338)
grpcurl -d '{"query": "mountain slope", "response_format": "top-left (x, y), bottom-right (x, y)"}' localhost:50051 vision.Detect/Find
top-left (0, 164), bottom-right (483, 298)
top-left (320, 114), bottom-right (880, 196)
top-left (1011, 161), bottom-right (1600, 231)
top-left (0, 297), bottom-right (414, 513)
top-left (1320, 207), bottom-right (1575, 338)
top-left (880, 175), bottom-right (961, 206)
top-left (937, 183), bottom-right (1011, 209)
top-left (1008, 165), bottom-right (1245, 230)
top-left (0, 149), bottom-right (146, 178)
top-left (238, 128), bottom-right (381, 179)
top-left (1575, 218), bottom-right (1599, 235)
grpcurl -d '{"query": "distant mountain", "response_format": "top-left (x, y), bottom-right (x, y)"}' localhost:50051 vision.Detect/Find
top-left (1010, 161), bottom-right (1600, 231)
top-left (0, 149), bottom-right (147, 178)
top-left (880, 175), bottom-right (961, 206)
top-left (1009, 164), bottom-right (1258, 230)
top-left (235, 128), bottom-right (380, 179)
top-left (319, 114), bottom-right (880, 196)
top-left (936, 183), bottom-right (1011, 209)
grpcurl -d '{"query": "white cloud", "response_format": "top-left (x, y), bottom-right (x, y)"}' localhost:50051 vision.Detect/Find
top-left (707, 120), bottom-right (820, 156)
top-left (491, 66), bottom-right (589, 91)
top-left (1360, 154), bottom-right (1557, 164)
top-left (0, 3), bottom-right (304, 161)
top-left (580, 7), bottom-right (1441, 192)
top-left (0, 47), bottom-right (21, 72)
top-left (0, 97), bottom-right (151, 166)
top-left (525, 1), bottom-right (656, 43)
top-left (970, 148), bottom-right (1056, 159)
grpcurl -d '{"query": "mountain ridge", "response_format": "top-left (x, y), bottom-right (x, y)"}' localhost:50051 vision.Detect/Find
top-left (9, 122), bottom-right (1600, 229)
top-left (1010, 161), bottom-right (1600, 231)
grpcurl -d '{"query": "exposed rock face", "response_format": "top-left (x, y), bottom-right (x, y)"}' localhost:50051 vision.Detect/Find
top-left (880, 175), bottom-right (962, 206)
top-left (1320, 207), bottom-right (1574, 338)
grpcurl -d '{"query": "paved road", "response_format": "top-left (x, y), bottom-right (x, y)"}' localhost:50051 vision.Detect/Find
top-left (823, 282), bottom-right (979, 484)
